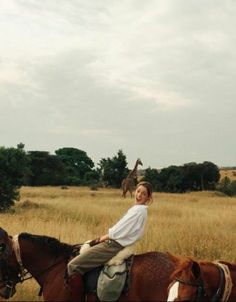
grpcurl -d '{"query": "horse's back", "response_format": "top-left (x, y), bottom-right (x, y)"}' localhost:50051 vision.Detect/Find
top-left (122, 251), bottom-right (174, 301)
top-left (132, 251), bottom-right (174, 280)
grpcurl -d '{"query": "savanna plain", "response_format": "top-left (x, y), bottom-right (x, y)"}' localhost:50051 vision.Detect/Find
top-left (0, 186), bottom-right (235, 301)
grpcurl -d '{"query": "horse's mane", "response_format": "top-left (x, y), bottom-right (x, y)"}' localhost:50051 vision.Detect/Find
top-left (198, 259), bottom-right (236, 272)
top-left (171, 258), bottom-right (236, 280)
top-left (171, 258), bottom-right (193, 279)
top-left (216, 260), bottom-right (236, 271)
top-left (19, 233), bottom-right (75, 257)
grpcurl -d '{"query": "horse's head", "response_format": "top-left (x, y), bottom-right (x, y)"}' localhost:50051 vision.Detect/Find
top-left (167, 254), bottom-right (206, 302)
top-left (0, 228), bottom-right (20, 299)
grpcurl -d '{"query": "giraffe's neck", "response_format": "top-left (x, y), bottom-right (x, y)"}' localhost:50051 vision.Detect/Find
top-left (128, 161), bottom-right (139, 178)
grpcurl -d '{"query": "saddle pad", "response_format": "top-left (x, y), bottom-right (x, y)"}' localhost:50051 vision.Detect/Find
top-left (84, 256), bottom-right (133, 299)
top-left (97, 262), bottom-right (127, 302)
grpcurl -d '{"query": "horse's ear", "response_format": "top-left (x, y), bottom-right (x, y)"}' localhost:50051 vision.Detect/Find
top-left (0, 227), bottom-right (8, 241)
top-left (191, 261), bottom-right (201, 278)
top-left (166, 252), bottom-right (182, 265)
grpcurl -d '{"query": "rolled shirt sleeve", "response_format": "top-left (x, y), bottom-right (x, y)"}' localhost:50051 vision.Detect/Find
top-left (108, 205), bottom-right (148, 246)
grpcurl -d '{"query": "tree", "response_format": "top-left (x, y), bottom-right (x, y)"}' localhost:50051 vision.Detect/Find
top-left (55, 147), bottom-right (95, 185)
top-left (99, 150), bottom-right (128, 187)
top-left (0, 144), bottom-right (29, 211)
top-left (150, 161), bottom-right (220, 193)
top-left (198, 161), bottom-right (220, 190)
top-left (182, 162), bottom-right (200, 191)
top-left (143, 167), bottom-right (160, 191)
top-left (229, 180), bottom-right (236, 196)
top-left (158, 165), bottom-right (184, 193)
top-left (165, 166), bottom-right (184, 193)
top-left (217, 177), bottom-right (236, 196)
top-left (84, 169), bottom-right (100, 185)
top-left (27, 151), bottom-right (66, 186)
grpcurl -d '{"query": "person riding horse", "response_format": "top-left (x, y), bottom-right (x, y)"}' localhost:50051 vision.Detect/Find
top-left (66, 181), bottom-right (153, 301)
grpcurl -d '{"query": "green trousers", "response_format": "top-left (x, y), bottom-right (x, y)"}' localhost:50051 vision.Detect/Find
top-left (67, 240), bottom-right (123, 276)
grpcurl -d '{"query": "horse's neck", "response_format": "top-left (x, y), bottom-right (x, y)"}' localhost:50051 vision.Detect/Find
top-left (201, 263), bottom-right (236, 302)
top-left (203, 262), bottom-right (236, 302)
top-left (201, 263), bottom-right (226, 299)
top-left (20, 239), bottom-right (59, 286)
top-left (229, 270), bottom-right (236, 301)
top-left (220, 263), bottom-right (236, 301)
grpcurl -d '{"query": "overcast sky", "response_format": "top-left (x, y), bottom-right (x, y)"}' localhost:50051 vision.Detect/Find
top-left (1, 0), bottom-right (235, 169)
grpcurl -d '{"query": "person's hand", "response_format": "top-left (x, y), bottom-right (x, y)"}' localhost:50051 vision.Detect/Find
top-left (99, 234), bottom-right (109, 242)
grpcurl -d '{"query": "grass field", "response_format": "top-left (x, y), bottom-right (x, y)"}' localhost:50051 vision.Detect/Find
top-left (0, 186), bottom-right (236, 301)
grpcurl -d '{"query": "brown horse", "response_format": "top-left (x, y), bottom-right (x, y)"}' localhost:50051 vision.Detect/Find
top-left (167, 254), bottom-right (236, 302)
top-left (0, 227), bottom-right (175, 302)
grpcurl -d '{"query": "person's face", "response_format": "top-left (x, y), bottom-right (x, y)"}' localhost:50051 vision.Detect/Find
top-left (135, 185), bottom-right (150, 205)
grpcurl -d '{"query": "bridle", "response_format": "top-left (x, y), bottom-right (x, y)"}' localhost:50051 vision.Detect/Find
top-left (174, 264), bottom-right (225, 302)
top-left (0, 258), bottom-right (21, 295)
top-left (175, 276), bottom-right (206, 302)
top-left (0, 241), bottom-right (23, 298)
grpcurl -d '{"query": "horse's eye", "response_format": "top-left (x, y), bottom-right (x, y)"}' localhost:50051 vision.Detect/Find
top-left (0, 243), bottom-right (6, 253)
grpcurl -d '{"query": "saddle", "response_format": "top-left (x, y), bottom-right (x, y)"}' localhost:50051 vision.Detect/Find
top-left (84, 256), bottom-right (133, 302)
top-left (70, 242), bottom-right (135, 301)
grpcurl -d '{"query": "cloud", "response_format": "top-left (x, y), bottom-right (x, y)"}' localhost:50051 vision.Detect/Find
top-left (0, 0), bottom-right (236, 167)
top-left (80, 129), bottom-right (112, 136)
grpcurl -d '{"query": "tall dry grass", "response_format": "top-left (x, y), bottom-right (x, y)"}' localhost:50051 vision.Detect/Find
top-left (0, 186), bottom-right (235, 301)
top-left (220, 169), bottom-right (236, 180)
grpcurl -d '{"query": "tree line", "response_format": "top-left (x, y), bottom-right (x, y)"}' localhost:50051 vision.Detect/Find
top-left (0, 144), bottom-right (235, 211)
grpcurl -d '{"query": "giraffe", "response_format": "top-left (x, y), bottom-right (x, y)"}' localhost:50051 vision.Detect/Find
top-left (121, 158), bottom-right (143, 198)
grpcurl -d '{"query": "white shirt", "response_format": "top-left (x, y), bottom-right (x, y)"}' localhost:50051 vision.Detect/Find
top-left (108, 204), bottom-right (148, 246)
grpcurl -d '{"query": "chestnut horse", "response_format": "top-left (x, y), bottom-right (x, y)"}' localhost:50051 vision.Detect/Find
top-left (167, 254), bottom-right (236, 302)
top-left (0, 227), bottom-right (175, 301)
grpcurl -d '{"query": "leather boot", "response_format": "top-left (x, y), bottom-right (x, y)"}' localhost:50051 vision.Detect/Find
top-left (68, 273), bottom-right (84, 302)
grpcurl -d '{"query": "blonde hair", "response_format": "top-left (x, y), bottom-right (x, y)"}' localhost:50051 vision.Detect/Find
top-left (136, 181), bottom-right (153, 205)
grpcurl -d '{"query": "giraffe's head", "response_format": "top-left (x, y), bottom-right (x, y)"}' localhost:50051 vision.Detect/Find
top-left (137, 158), bottom-right (143, 166)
